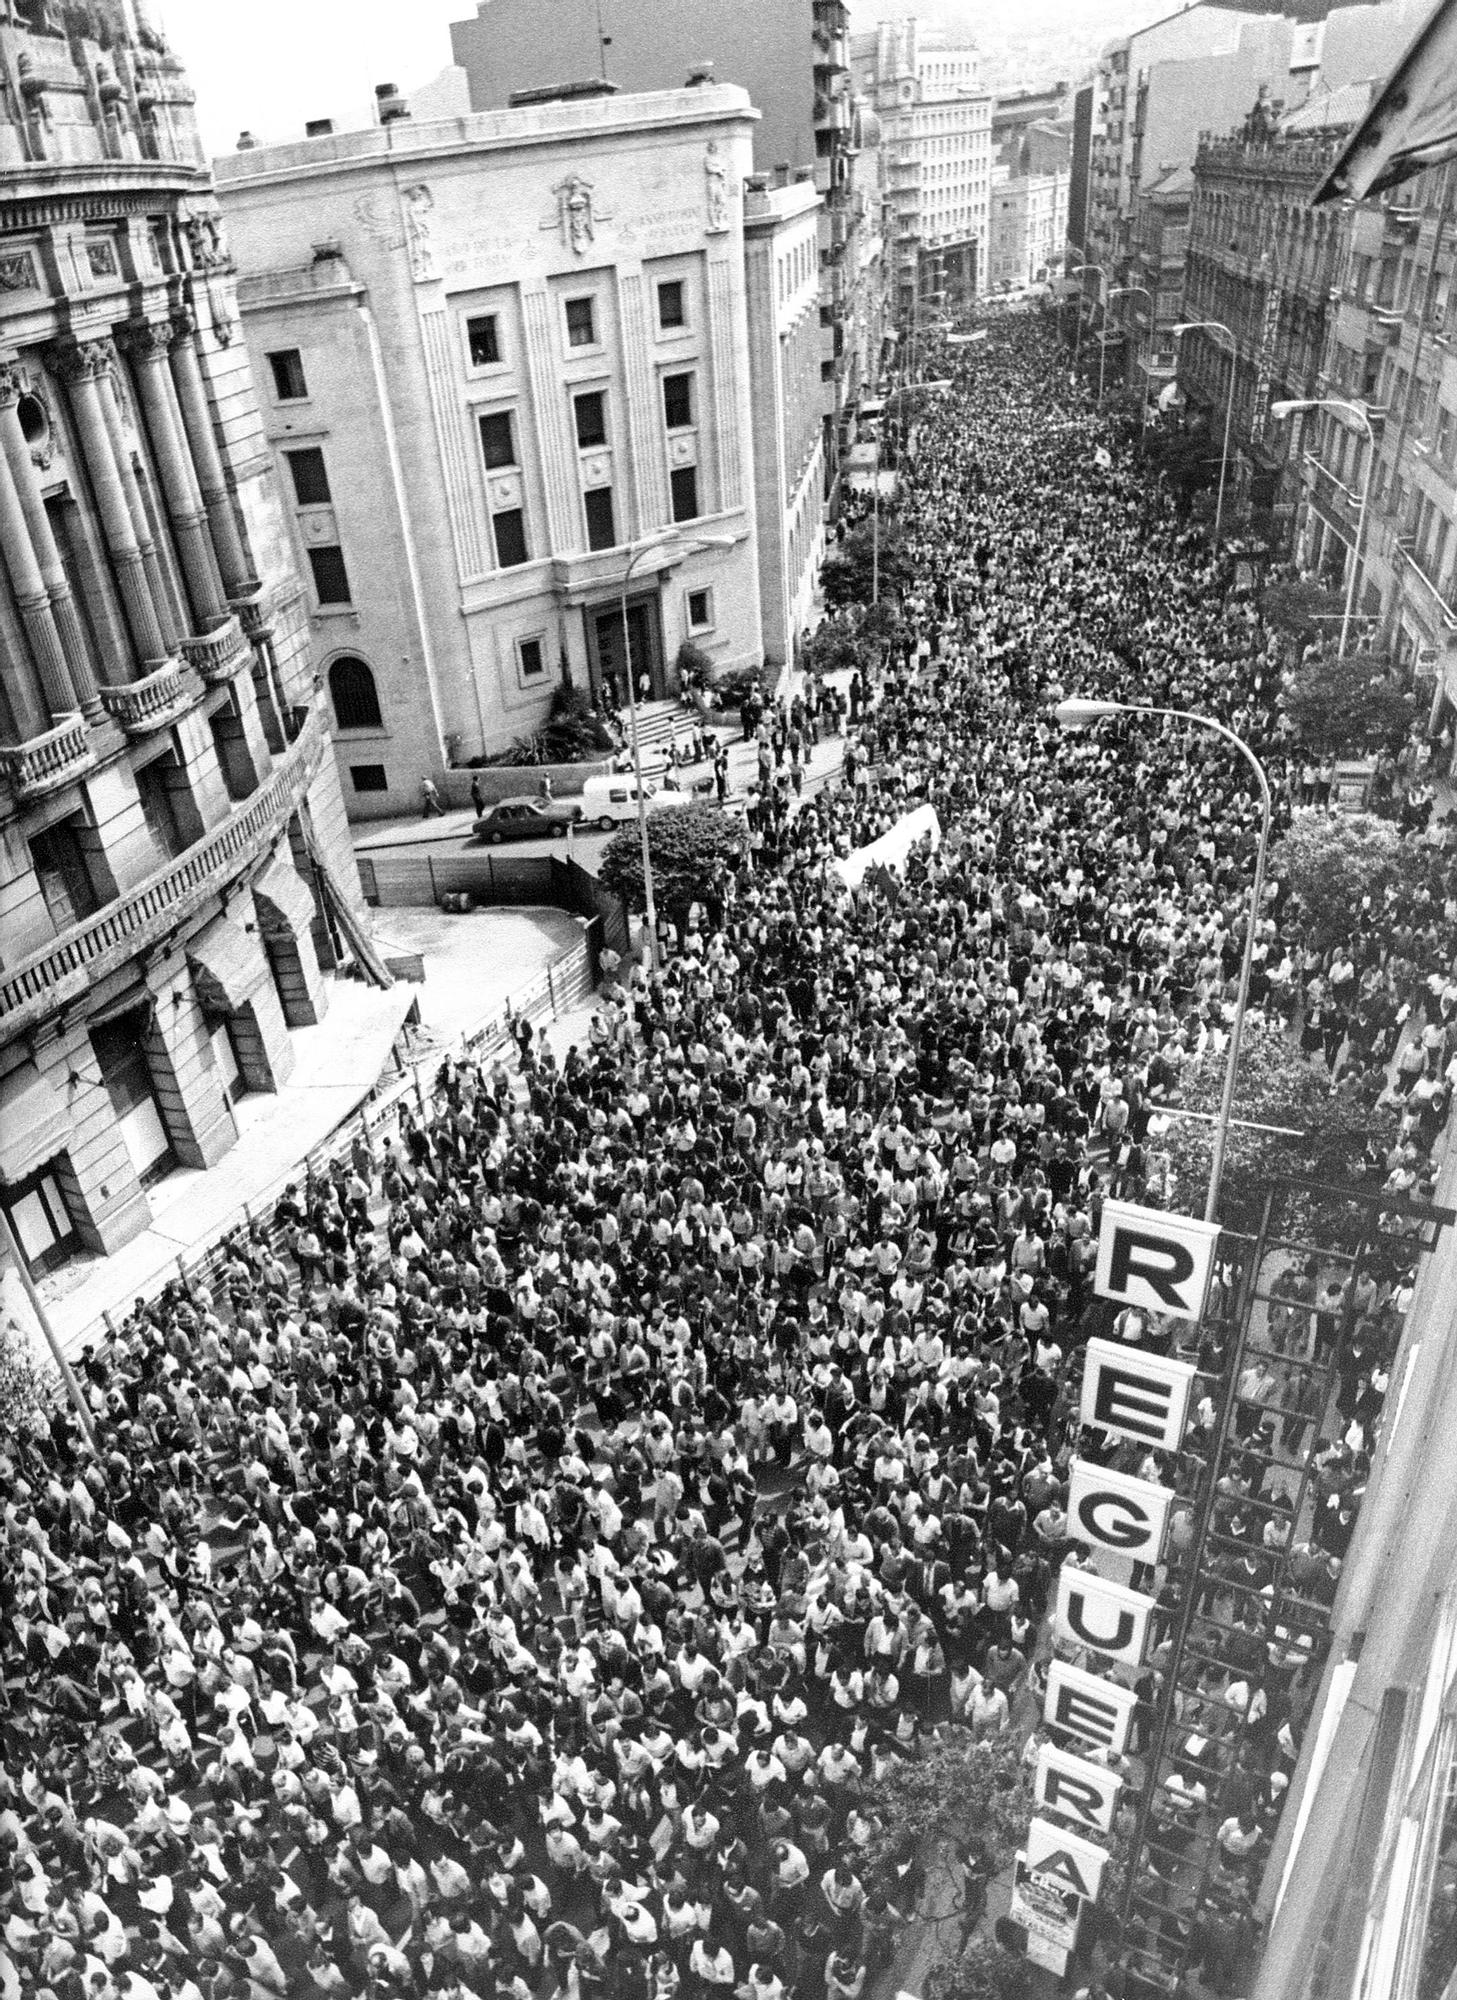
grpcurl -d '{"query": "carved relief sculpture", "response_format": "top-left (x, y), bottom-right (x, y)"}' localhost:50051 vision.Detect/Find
top-left (546, 174), bottom-right (609, 257)
top-left (705, 140), bottom-right (731, 232)
top-left (401, 184), bottom-right (436, 282)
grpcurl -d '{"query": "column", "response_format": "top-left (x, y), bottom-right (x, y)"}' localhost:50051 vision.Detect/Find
top-left (0, 365), bottom-right (100, 714)
top-left (96, 355), bottom-right (181, 655)
top-left (51, 338), bottom-right (168, 667)
top-left (0, 392), bottom-right (78, 726)
top-left (167, 312), bottom-right (255, 597)
top-left (122, 320), bottom-right (228, 632)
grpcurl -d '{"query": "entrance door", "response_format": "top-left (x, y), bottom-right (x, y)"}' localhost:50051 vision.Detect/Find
top-left (90, 1011), bottom-right (173, 1183)
top-left (588, 594), bottom-right (664, 706)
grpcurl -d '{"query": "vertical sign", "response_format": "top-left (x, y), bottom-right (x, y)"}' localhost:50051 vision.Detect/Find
top-left (1054, 1566), bottom-right (1157, 1667)
top-left (1035, 1742), bottom-right (1124, 1837)
top-left (1094, 1199), bottom-right (1220, 1321)
top-left (1043, 1660), bottom-right (1139, 1755)
top-left (1080, 1339), bottom-right (1197, 1451)
top-left (1066, 1460), bottom-right (1174, 1563)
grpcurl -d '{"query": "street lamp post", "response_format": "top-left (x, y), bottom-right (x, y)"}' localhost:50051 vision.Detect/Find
top-left (873, 379), bottom-right (951, 603)
top-left (1172, 320), bottom-right (1237, 546)
top-left (1054, 697), bottom-right (1273, 1225)
top-left (1069, 261), bottom-right (1105, 372)
top-left (1271, 396), bottom-right (1377, 657)
top-left (616, 530), bottom-right (734, 974)
top-left (1107, 283), bottom-right (1153, 426)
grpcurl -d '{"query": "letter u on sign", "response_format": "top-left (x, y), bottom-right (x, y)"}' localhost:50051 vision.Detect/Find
top-left (1080, 1339), bottom-right (1197, 1452)
top-left (1094, 1199), bottom-right (1220, 1321)
top-left (1054, 1567), bottom-right (1155, 1668)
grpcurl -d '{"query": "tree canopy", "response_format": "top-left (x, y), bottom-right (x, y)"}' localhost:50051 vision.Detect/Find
top-left (1272, 810), bottom-right (1409, 955)
top-left (1280, 653), bottom-right (1416, 759)
top-left (1155, 1017), bottom-right (1375, 1235)
top-left (823, 515), bottom-right (914, 608)
top-left (598, 804), bottom-right (745, 939)
top-left (1260, 576), bottom-right (1344, 647)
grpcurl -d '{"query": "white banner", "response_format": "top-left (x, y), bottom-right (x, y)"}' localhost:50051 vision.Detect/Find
top-left (828, 803), bottom-right (941, 891)
top-left (1055, 1567), bottom-right (1157, 1668)
top-left (1067, 1459), bottom-right (1174, 1564)
top-left (1080, 1339), bottom-right (1197, 1452)
top-left (1035, 1743), bottom-right (1124, 1837)
top-left (1094, 1199), bottom-right (1220, 1321)
top-left (1026, 1817), bottom-right (1109, 1903)
top-left (1043, 1660), bottom-right (1138, 1755)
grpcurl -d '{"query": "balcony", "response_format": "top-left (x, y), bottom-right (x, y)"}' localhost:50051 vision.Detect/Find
top-left (98, 662), bottom-right (194, 737)
top-left (0, 703), bottom-right (326, 1040)
top-left (1396, 536), bottom-right (1457, 630)
top-left (181, 614), bottom-right (250, 685)
top-left (0, 713), bottom-right (95, 800)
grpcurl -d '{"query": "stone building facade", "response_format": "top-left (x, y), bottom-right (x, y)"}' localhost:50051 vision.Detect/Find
top-left (216, 87), bottom-right (764, 818)
top-left (0, 1), bottom-right (363, 1276)
top-left (743, 179), bottom-right (825, 673)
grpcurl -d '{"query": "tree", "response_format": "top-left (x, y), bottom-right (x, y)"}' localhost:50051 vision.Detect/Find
top-left (864, 1733), bottom-right (1034, 1879)
top-left (1157, 1018), bottom-right (1377, 1235)
top-left (823, 516), bottom-right (914, 608)
top-left (598, 804), bottom-right (745, 942)
top-left (1280, 653), bottom-right (1415, 758)
top-left (1260, 576), bottom-right (1344, 648)
top-left (0, 1276), bottom-right (58, 1444)
top-left (1272, 810), bottom-right (1408, 955)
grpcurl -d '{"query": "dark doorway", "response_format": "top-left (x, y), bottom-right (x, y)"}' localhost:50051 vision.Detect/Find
top-left (588, 593), bottom-right (665, 705)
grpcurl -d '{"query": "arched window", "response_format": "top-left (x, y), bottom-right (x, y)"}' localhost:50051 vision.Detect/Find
top-left (328, 656), bottom-right (383, 731)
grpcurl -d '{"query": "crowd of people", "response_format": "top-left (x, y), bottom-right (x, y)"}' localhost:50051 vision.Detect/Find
top-left (3, 312), bottom-right (1455, 2000)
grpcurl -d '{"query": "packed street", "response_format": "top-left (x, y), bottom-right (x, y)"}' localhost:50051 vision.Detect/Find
top-left (4, 310), bottom-right (1455, 2000)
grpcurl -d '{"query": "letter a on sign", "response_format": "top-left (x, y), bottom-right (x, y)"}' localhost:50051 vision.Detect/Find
top-left (1026, 1817), bottom-right (1109, 1903)
top-left (1054, 1567), bottom-right (1156, 1668)
top-left (1080, 1339), bottom-right (1197, 1452)
top-left (1067, 1459), bottom-right (1173, 1564)
top-left (1043, 1660), bottom-right (1138, 1754)
top-left (1094, 1200), bottom-right (1220, 1321)
top-left (1035, 1743), bottom-right (1123, 1837)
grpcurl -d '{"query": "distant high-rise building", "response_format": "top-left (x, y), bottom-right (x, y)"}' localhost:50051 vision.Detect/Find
top-left (850, 18), bottom-right (993, 313)
top-left (0, 0), bottom-right (364, 1277)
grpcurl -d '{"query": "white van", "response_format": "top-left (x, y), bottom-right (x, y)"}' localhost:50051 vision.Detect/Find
top-left (578, 774), bottom-right (695, 831)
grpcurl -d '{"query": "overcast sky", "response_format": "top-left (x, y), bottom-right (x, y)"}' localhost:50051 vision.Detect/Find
top-left (156, 0), bottom-right (481, 157)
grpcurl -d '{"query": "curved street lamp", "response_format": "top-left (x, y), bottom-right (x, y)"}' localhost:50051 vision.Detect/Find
top-left (1172, 320), bottom-right (1237, 546)
top-left (1107, 283), bottom-right (1153, 428)
top-left (1068, 261), bottom-right (1106, 371)
top-left (1054, 696), bottom-right (1273, 1225)
top-left (617, 529), bottom-right (736, 972)
top-left (1271, 396), bottom-right (1377, 658)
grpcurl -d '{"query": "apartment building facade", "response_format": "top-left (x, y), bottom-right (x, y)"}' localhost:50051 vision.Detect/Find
top-left (0, 1), bottom-right (364, 1279)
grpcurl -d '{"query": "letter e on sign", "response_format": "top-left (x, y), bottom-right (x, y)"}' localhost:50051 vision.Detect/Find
top-left (1035, 1743), bottom-right (1123, 1837)
top-left (1043, 1660), bottom-right (1138, 1755)
top-left (1080, 1339), bottom-right (1197, 1451)
top-left (1094, 1200), bottom-right (1220, 1321)
top-left (1067, 1459), bottom-right (1173, 1563)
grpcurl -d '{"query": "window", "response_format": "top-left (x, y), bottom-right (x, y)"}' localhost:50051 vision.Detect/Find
top-left (91, 1011), bottom-right (172, 1182)
top-left (350, 764), bottom-right (389, 793)
top-left (466, 313), bottom-right (501, 368)
top-left (584, 486), bottom-right (617, 551)
top-left (479, 410), bottom-right (517, 470)
top-left (565, 296), bottom-right (596, 348)
top-left (574, 391), bottom-right (607, 449)
top-left (518, 637), bottom-right (547, 682)
top-left (307, 545), bottom-right (352, 605)
top-left (662, 372), bottom-right (694, 430)
top-left (329, 656), bottom-right (383, 731)
top-left (687, 587), bottom-right (713, 631)
top-left (493, 508), bottom-right (529, 568)
top-left (657, 280), bottom-right (686, 329)
top-left (285, 447), bottom-right (331, 506)
top-left (2, 1166), bottom-right (77, 1276)
top-left (268, 348), bottom-right (308, 400)
top-left (670, 465), bottom-right (700, 524)
top-left (29, 818), bottom-right (100, 932)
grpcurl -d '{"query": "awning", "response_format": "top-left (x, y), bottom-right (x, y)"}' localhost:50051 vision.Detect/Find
top-left (0, 1058), bottom-right (71, 1184)
top-left (187, 913), bottom-right (262, 1015)
top-left (252, 853), bottom-right (317, 938)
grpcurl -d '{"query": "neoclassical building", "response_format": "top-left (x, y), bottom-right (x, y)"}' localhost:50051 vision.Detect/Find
top-left (216, 84), bottom-right (766, 818)
top-left (0, 1), bottom-right (364, 1274)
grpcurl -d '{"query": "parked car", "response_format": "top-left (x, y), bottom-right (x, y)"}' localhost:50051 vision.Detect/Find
top-left (472, 796), bottom-right (582, 844)
top-left (577, 774), bottom-right (696, 831)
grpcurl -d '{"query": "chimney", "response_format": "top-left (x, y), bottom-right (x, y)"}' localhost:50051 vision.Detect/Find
top-left (685, 62), bottom-right (714, 87)
top-left (236, 130), bottom-right (257, 150)
top-left (305, 118), bottom-right (334, 138)
top-left (376, 82), bottom-right (410, 124)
